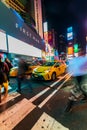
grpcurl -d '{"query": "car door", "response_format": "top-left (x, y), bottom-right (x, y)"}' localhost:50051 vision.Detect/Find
top-left (54, 62), bottom-right (61, 76)
top-left (60, 62), bottom-right (66, 73)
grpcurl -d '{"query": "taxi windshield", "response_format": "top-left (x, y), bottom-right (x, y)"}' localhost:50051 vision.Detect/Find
top-left (42, 62), bottom-right (56, 66)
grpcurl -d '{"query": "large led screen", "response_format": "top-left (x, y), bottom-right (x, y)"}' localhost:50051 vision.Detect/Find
top-left (67, 26), bottom-right (73, 33)
top-left (0, 30), bottom-right (7, 52)
top-left (67, 46), bottom-right (74, 55)
top-left (8, 35), bottom-right (41, 57)
top-left (67, 32), bottom-right (73, 41)
top-left (43, 22), bottom-right (48, 32)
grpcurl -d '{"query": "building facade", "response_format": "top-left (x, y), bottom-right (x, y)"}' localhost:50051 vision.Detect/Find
top-left (0, 2), bottom-right (45, 60)
top-left (34, 0), bottom-right (43, 38)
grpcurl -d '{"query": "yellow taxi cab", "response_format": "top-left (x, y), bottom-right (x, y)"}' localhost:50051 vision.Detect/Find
top-left (32, 61), bottom-right (67, 80)
top-left (9, 62), bottom-right (40, 77)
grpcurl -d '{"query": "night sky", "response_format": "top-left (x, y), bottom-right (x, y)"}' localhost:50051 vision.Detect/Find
top-left (44, 0), bottom-right (87, 35)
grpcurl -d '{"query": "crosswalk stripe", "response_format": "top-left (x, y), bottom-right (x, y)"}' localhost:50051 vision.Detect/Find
top-left (0, 92), bottom-right (21, 106)
top-left (38, 75), bottom-right (71, 108)
top-left (0, 98), bottom-right (36, 130)
top-left (0, 98), bottom-right (28, 123)
top-left (31, 112), bottom-right (69, 130)
top-left (0, 123), bottom-right (8, 130)
top-left (29, 88), bottom-right (50, 102)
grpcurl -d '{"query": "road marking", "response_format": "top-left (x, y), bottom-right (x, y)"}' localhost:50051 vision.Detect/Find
top-left (29, 76), bottom-right (65, 102)
top-left (29, 73), bottom-right (70, 103)
top-left (29, 88), bottom-right (50, 102)
top-left (0, 98), bottom-right (36, 130)
top-left (0, 92), bottom-right (21, 106)
top-left (31, 112), bottom-right (69, 130)
top-left (38, 75), bottom-right (71, 108)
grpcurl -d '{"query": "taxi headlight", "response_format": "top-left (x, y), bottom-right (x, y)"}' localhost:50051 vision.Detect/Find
top-left (44, 69), bottom-right (50, 73)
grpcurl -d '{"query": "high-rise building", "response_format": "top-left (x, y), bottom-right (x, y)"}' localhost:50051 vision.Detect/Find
top-left (34, 0), bottom-right (43, 38)
top-left (2, 0), bottom-right (44, 38)
top-left (1, 0), bottom-right (36, 28)
top-left (0, 2), bottom-right (45, 59)
top-left (20, 0), bottom-right (36, 29)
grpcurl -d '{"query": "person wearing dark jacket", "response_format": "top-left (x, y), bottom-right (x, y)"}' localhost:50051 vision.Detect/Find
top-left (17, 58), bottom-right (33, 92)
top-left (5, 58), bottom-right (13, 70)
top-left (5, 58), bottom-right (13, 81)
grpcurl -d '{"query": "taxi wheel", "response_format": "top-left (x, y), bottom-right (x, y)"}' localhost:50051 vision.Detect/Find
top-left (51, 72), bottom-right (56, 80)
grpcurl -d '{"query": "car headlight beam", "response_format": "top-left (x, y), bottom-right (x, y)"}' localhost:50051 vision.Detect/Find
top-left (44, 69), bottom-right (50, 73)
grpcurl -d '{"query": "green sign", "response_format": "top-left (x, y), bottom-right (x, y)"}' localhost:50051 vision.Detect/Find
top-left (74, 44), bottom-right (78, 53)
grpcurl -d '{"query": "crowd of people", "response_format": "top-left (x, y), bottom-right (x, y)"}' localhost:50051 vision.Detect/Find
top-left (0, 55), bottom-right (33, 103)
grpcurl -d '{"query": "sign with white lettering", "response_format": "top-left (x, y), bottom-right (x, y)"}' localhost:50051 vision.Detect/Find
top-left (0, 2), bottom-right (45, 50)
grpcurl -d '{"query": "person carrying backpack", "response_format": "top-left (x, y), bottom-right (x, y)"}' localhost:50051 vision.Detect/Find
top-left (0, 55), bottom-right (9, 102)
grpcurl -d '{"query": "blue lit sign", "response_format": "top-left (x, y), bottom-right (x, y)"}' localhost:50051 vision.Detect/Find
top-left (67, 26), bottom-right (73, 33)
top-left (67, 32), bottom-right (73, 40)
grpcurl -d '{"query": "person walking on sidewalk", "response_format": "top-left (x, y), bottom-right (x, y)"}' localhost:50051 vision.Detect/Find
top-left (67, 55), bottom-right (87, 99)
top-left (17, 58), bottom-right (33, 92)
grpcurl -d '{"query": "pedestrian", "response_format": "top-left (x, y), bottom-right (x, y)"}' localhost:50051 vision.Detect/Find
top-left (5, 57), bottom-right (13, 81)
top-left (17, 58), bottom-right (33, 92)
top-left (67, 55), bottom-right (87, 98)
top-left (5, 57), bottom-right (13, 70)
top-left (0, 55), bottom-right (9, 102)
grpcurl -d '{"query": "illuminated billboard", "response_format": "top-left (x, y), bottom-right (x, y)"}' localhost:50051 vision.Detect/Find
top-left (43, 22), bottom-right (48, 32)
top-left (67, 26), bottom-right (73, 33)
top-left (67, 32), bottom-right (73, 40)
top-left (48, 31), bottom-right (53, 46)
top-left (44, 32), bottom-right (48, 43)
top-left (43, 22), bottom-right (48, 44)
top-left (74, 44), bottom-right (78, 53)
top-left (0, 30), bottom-right (7, 52)
top-left (8, 35), bottom-right (42, 57)
top-left (67, 46), bottom-right (74, 55)
top-left (67, 26), bottom-right (73, 41)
